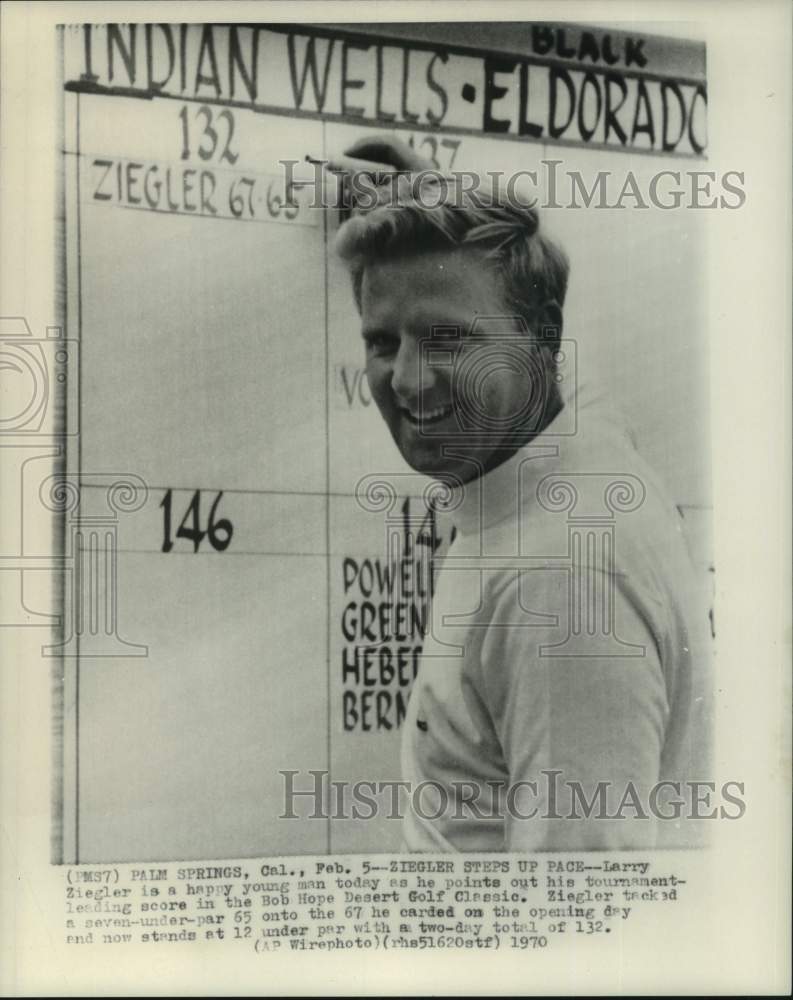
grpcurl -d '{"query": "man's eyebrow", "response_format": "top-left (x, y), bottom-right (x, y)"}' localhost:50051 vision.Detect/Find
top-left (410, 312), bottom-right (466, 334)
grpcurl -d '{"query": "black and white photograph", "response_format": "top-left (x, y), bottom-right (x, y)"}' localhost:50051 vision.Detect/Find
top-left (0, 1), bottom-right (790, 995)
top-left (53, 16), bottom-right (718, 862)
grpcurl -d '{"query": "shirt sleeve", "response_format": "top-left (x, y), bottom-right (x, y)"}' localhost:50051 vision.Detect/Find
top-left (477, 569), bottom-right (670, 850)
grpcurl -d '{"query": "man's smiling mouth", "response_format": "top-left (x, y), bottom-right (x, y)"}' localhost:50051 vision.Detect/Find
top-left (400, 404), bottom-right (455, 426)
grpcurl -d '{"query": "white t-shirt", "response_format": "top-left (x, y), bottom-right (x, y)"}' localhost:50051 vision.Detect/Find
top-left (401, 385), bottom-right (713, 851)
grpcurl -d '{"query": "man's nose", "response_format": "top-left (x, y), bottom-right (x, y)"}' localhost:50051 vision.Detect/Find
top-left (391, 338), bottom-right (437, 402)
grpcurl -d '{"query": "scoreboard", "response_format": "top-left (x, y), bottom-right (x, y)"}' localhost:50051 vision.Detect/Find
top-left (56, 21), bottom-right (711, 862)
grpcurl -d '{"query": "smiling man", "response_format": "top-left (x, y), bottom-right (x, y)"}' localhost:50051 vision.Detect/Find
top-left (335, 138), bottom-right (712, 851)
top-left (355, 245), bottom-right (564, 484)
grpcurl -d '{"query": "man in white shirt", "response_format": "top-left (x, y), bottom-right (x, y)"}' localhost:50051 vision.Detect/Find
top-left (335, 138), bottom-right (712, 850)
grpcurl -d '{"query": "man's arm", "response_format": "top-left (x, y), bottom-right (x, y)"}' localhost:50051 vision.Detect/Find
top-left (478, 571), bottom-right (669, 850)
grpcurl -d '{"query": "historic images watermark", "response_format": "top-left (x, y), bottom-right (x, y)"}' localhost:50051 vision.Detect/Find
top-left (282, 158), bottom-right (747, 213)
top-left (279, 769), bottom-right (746, 823)
top-left (0, 315), bottom-right (146, 656)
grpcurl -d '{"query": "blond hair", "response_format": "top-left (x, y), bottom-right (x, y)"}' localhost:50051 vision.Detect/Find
top-left (335, 172), bottom-right (569, 341)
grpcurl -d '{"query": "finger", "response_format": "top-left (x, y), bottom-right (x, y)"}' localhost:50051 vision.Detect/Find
top-left (322, 153), bottom-right (402, 182)
top-left (343, 135), bottom-right (431, 171)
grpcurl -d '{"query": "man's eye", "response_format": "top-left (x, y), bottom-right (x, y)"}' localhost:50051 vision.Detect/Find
top-left (426, 326), bottom-right (464, 351)
top-left (365, 333), bottom-right (398, 357)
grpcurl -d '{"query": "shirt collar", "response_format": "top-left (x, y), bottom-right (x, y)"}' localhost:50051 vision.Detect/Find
top-left (444, 409), bottom-right (565, 539)
top-left (441, 381), bottom-right (624, 539)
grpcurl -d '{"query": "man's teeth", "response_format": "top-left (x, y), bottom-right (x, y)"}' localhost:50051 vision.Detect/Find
top-left (403, 404), bottom-right (454, 425)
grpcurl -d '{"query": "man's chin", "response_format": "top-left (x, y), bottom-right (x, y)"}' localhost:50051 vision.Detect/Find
top-left (396, 442), bottom-right (478, 485)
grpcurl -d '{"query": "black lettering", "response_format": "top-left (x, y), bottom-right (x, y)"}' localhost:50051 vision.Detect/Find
top-left (107, 24), bottom-right (137, 85)
top-left (228, 25), bottom-right (259, 102)
top-left (577, 72), bottom-right (602, 142)
top-left (396, 690), bottom-right (409, 725)
top-left (361, 647), bottom-right (377, 686)
top-left (531, 25), bottom-right (554, 56)
top-left (518, 63), bottom-right (543, 137)
top-left (341, 644), bottom-right (361, 684)
top-left (376, 691), bottom-right (393, 730)
top-left (342, 691), bottom-right (358, 731)
top-left (379, 646), bottom-right (394, 686)
top-left (483, 56), bottom-right (515, 133)
top-left (358, 559), bottom-right (374, 598)
top-left (145, 24), bottom-right (174, 92)
top-left (165, 166), bottom-right (179, 211)
top-left (287, 34), bottom-right (335, 111)
top-left (413, 600), bottom-right (427, 636)
top-left (624, 37), bottom-right (648, 68)
top-left (360, 602), bottom-right (377, 642)
top-left (577, 31), bottom-right (601, 63)
top-left (126, 162), bottom-right (142, 204)
top-left (81, 24), bottom-right (99, 83)
top-left (375, 560), bottom-right (394, 595)
top-left (341, 603), bottom-right (357, 643)
top-left (400, 48), bottom-right (420, 123)
top-left (194, 25), bottom-right (221, 96)
top-left (548, 67), bottom-right (576, 140)
top-left (341, 645), bottom-right (359, 684)
top-left (631, 78), bottom-right (655, 146)
top-left (660, 81), bottom-right (687, 152)
top-left (603, 72), bottom-right (628, 145)
top-left (555, 28), bottom-right (576, 59)
top-left (182, 168), bottom-right (197, 211)
top-left (143, 165), bottom-right (160, 209)
top-left (360, 691), bottom-right (372, 731)
top-left (92, 159), bottom-right (114, 201)
top-left (601, 35), bottom-right (620, 66)
top-left (199, 171), bottom-right (217, 214)
top-left (179, 24), bottom-right (188, 92)
top-left (343, 557), bottom-right (359, 593)
top-left (341, 40), bottom-right (369, 118)
top-left (688, 85), bottom-right (707, 155)
top-left (374, 46), bottom-right (396, 121)
top-left (426, 51), bottom-right (449, 126)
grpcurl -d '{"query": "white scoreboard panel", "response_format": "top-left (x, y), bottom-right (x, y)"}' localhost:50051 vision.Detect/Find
top-left (57, 22), bottom-right (710, 862)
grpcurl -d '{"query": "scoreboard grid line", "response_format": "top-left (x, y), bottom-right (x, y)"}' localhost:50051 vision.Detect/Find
top-left (322, 119), bottom-right (333, 856)
top-left (74, 90), bottom-right (83, 865)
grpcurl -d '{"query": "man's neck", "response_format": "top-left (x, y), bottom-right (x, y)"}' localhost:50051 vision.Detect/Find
top-left (480, 387), bottom-right (565, 478)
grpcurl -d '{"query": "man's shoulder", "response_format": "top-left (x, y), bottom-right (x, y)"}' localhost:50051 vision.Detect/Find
top-left (482, 389), bottom-right (700, 614)
top-left (537, 386), bottom-right (685, 543)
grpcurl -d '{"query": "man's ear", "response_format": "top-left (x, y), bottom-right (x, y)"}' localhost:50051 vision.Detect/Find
top-left (533, 300), bottom-right (564, 345)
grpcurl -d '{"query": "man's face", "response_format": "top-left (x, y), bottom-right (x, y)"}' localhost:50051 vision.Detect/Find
top-left (360, 247), bottom-right (548, 483)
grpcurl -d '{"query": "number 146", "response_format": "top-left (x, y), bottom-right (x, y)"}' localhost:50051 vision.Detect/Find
top-left (160, 489), bottom-right (234, 553)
